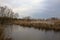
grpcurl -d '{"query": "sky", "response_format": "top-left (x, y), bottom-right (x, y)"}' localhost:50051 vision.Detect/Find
top-left (0, 0), bottom-right (60, 19)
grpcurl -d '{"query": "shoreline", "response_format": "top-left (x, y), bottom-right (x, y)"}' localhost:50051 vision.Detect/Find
top-left (0, 17), bottom-right (60, 31)
top-left (11, 19), bottom-right (60, 31)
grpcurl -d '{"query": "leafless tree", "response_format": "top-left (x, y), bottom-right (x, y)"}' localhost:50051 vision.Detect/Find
top-left (0, 6), bottom-right (19, 24)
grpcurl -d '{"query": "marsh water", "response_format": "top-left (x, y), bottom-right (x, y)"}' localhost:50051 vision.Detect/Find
top-left (4, 25), bottom-right (60, 40)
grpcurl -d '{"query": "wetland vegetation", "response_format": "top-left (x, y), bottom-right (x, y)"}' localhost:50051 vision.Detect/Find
top-left (0, 6), bottom-right (60, 40)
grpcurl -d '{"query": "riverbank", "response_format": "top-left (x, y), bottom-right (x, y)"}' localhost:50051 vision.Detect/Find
top-left (0, 24), bottom-right (12, 40)
top-left (0, 17), bottom-right (60, 31)
top-left (0, 25), bottom-right (4, 40)
top-left (0, 20), bottom-right (60, 40)
top-left (12, 19), bottom-right (60, 31)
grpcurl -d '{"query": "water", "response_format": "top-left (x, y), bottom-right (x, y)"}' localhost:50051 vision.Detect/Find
top-left (4, 25), bottom-right (60, 40)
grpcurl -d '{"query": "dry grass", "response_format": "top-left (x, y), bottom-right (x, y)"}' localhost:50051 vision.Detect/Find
top-left (0, 17), bottom-right (60, 31)
top-left (13, 20), bottom-right (60, 31)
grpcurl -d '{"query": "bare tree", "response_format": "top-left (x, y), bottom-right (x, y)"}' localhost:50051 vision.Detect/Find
top-left (0, 6), bottom-right (19, 24)
top-left (13, 13), bottom-right (19, 18)
top-left (0, 6), bottom-right (19, 18)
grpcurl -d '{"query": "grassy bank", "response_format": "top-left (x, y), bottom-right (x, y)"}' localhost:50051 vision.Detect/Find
top-left (0, 17), bottom-right (60, 31)
top-left (12, 19), bottom-right (60, 31)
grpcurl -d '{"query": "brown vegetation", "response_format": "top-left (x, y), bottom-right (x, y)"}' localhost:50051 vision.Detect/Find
top-left (0, 17), bottom-right (60, 31)
top-left (10, 18), bottom-right (60, 31)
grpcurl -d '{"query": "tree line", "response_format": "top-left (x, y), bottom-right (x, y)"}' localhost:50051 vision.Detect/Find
top-left (0, 6), bottom-right (19, 18)
top-left (0, 6), bottom-right (19, 24)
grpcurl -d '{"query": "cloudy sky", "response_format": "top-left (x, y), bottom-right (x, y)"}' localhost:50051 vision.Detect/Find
top-left (0, 0), bottom-right (60, 18)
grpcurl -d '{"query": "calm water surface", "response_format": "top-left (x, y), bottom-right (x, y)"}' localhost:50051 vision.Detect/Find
top-left (4, 25), bottom-right (60, 40)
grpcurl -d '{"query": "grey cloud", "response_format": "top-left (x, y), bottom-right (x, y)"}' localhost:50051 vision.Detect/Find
top-left (0, 0), bottom-right (60, 18)
top-left (31, 0), bottom-right (60, 18)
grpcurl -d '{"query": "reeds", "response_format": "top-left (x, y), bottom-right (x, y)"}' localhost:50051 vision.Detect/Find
top-left (14, 20), bottom-right (60, 31)
top-left (0, 17), bottom-right (60, 31)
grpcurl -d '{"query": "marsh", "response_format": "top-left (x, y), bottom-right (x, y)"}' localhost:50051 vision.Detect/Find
top-left (0, 0), bottom-right (60, 40)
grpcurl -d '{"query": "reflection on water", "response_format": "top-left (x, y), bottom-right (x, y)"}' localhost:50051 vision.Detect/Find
top-left (4, 25), bottom-right (60, 40)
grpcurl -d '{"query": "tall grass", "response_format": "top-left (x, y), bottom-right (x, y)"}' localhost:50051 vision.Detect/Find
top-left (0, 17), bottom-right (60, 32)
